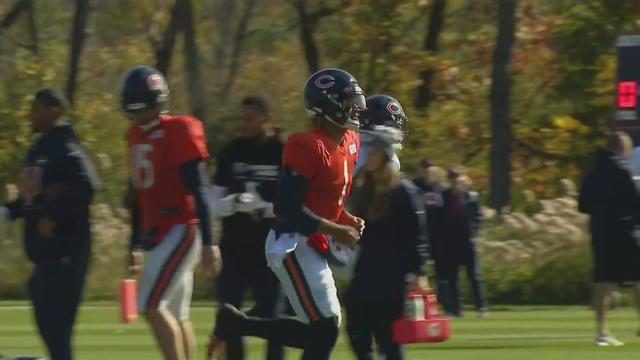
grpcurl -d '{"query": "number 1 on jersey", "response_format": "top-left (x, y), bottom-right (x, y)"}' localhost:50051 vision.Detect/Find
top-left (133, 144), bottom-right (154, 189)
top-left (338, 158), bottom-right (349, 206)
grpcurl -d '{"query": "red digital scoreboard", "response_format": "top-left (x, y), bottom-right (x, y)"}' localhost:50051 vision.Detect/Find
top-left (615, 35), bottom-right (640, 129)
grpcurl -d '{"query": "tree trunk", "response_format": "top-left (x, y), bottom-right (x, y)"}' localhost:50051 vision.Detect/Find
top-left (181, 0), bottom-right (206, 120)
top-left (1, 0), bottom-right (31, 29)
top-left (26, 0), bottom-right (37, 55)
top-left (219, 0), bottom-right (257, 99)
top-left (295, 0), bottom-right (320, 74)
top-left (212, 0), bottom-right (236, 69)
top-left (66, 0), bottom-right (91, 106)
top-left (489, 0), bottom-right (517, 211)
top-left (0, 0), bottom-right (37, 55)
top-left (155, 0), bottom-right (183, 76)
top-left (414, 0), bottom-right (446, 111)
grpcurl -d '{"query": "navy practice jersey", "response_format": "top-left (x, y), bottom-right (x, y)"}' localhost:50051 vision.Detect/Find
top-left (214, 135), bottom-right (283, 265)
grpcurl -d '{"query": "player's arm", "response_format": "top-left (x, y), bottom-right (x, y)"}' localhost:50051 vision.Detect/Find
top-left (275, 167), bottom-right (358, 246)
top-left (276, 135), bottom-right (359, 246)
top-left (179, 158), bottom-right (222, 276)
top-left (170, 118), bottom-right (216, 245)
top-left (179, 158), bottom-right (214, 246)
top-left (123, 182), bottom-right (142, 251)
top-left (274, 167), bottom-right (323, 235)
top-left (171, 118), bottom-right (221, 275)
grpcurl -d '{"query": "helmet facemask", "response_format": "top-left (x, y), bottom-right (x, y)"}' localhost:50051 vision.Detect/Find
top-left (322, 86), bottom-right (366, 130)
top-left (343, 88), bottom-right (366, 130)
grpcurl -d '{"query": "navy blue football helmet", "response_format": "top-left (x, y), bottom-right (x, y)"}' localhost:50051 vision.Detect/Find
top-left (303, 68), bottom-right (366, 130)
top-left (360, 94), bottom-right (407, 132)
top-left (121, 66), bottom-right (169, 115)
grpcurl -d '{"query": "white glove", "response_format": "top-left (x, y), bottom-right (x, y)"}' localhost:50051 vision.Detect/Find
top-left (210, 185), bottom-right (274, 218)
top-left (235, 193), bottom-right (273, 215)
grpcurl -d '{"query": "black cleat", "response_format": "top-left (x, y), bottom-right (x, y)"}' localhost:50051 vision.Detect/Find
top-left (213, 303), bottom-right (246, 340)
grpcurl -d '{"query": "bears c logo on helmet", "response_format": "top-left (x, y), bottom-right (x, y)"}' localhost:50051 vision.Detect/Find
top-left (315, 74), bottom-right (336, 89)
top-left (386, 101), bottom-right (403, 115)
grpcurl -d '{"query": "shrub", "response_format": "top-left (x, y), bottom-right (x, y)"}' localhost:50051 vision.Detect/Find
top-left (0, 179), bottom-right (601, 305)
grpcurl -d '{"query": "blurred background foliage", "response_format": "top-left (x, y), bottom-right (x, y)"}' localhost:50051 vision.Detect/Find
top-left (0, 0), bottom-right (639, 302)
top-left (0, 0), bottom-right (636, 206)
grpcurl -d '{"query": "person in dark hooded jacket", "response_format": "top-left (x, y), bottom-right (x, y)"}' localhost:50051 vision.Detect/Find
top-left (579, 131), bottom-right (640, 346)
top-left (0, 89), bottom-right (98, 360)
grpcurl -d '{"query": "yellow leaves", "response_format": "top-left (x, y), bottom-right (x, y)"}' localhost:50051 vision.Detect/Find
top-left (551, 115), bottom-right (591, 135)
top-left (551, 115), bottom-right (576, 130)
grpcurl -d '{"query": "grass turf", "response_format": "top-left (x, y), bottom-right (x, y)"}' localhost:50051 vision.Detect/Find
top-left (0, 304), bottom-right (639, 359)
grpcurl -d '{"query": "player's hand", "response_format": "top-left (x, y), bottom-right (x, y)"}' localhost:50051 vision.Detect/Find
top-left (128, 250), bottom-right (144, 275)
top-left (329, 224), bottom-right (360, 248)
top-left (353, 216), bottom-right (365, 235)
top-left (202, 245), bottom-right (222, 277)
top-left (340, 213), bottom-right (365, 235)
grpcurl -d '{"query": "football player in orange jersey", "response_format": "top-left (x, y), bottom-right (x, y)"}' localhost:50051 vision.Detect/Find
top-left (122, 66), bottom-right (221, 360)
top-left (210, 68), bottom-right (365, 360)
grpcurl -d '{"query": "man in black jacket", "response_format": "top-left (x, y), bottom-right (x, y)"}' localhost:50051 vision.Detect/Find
top-left (579, 131), bottom-right (640, 346)
top-left (0, 89), bottom-right (98, 360)
top-left (441, 169), bottom-right (486, 317)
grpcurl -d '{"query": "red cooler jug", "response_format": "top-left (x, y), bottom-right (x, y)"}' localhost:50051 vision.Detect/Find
top-left (392, 288), bottom-right (451, 344)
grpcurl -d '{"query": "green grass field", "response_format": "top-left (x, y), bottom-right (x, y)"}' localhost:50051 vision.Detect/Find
top-left (0, 303), bottom-right (639, 360)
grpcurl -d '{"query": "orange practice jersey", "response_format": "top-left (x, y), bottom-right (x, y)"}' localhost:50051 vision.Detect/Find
top-left (127, 115), bottom-right (209, 244)
top-left (282, 127), bottom-right (360, 223)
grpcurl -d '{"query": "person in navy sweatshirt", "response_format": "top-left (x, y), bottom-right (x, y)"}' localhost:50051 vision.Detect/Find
top-left (0, 89), bottom-right (99, 360)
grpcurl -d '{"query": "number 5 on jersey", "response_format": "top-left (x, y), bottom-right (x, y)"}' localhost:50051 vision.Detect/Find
top-left (133, 144), bottom-right (154, 189)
